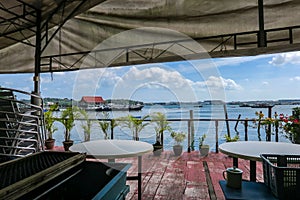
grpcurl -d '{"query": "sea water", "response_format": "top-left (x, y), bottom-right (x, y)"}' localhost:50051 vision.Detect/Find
top-left (51, 104), bottom-right (296, 151)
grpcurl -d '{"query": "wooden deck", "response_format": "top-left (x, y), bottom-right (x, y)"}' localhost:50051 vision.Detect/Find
top-left (52, 146), bottom-right (264, 199)
top-left (94, 150), bottom-right (264, 200)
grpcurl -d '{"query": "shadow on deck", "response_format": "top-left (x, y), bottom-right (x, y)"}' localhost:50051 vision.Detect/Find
top-left (51, 147), bottom-right (263, 199)
top-left (98, 151), bottom-right (263, 200)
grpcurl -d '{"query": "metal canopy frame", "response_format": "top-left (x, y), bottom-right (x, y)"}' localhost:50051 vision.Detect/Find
top-left (0, 0), bottom-right (104, 95)
top-left (40, 24), bottom-right (300, 73)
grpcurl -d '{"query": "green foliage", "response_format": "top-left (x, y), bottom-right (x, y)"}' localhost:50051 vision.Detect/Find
top-left (77, 108), bottom-right (93, 141)
top-left (170, 131), bottom-right (186, 145)
top-left (57, 106), bottom-right (80, 141)
top-left (44, 104), bottom-right (59, 139)
top-left (199, 134), bottom-right (207, 146)
top-left (224, 134), bottom-right (239, 142)
top-left (119, 115), bottom-right (150, 140)
top-left (151, 112), bottom-right (171, 144)
top-left (98, 112), bottom-right (118, 139)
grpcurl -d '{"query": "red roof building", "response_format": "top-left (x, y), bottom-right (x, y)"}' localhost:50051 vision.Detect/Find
top-left (80, 96), bottom-right (105, 104)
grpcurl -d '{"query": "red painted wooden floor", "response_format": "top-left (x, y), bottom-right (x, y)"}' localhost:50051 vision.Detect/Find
top-left (53, 147), bottom-right (264, 200)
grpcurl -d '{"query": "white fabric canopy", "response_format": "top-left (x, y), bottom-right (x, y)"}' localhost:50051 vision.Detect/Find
top-left (1, 0), bottom-right (300, 73)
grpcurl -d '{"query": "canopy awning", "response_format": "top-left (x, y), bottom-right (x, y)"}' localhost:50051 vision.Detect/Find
top-left (1, 0), bottom-right (300, 74)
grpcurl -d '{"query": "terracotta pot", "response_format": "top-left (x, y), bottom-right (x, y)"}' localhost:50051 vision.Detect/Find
top-left (63, 140), bottom-right (74, 151)
top-left (45, 139), bottom-right (55, 150)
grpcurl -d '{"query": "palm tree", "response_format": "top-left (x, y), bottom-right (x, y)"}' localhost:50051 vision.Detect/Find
top-left (98, 112), bottom-right (118, 139)
top-left (119, 115), bottom-right (150, 141)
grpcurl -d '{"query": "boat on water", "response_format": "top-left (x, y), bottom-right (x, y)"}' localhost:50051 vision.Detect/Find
top-left (250, 103), bottom-right (274, 108)
top-left (84, 104), bottom-right (144, 111)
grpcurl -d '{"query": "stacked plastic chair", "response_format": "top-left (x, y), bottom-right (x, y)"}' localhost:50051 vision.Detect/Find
top-left (0, 87), bottom-right (45, 158)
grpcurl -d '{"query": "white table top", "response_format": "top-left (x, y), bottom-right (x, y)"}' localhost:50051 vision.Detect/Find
top-left (219, 141), bottom-right (300, 161)
top-left (69, 139), bottom-right (153, 159)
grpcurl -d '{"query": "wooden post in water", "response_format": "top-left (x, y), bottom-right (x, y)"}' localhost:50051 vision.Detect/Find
top-left (189, 110), bottom-right (195, 151)
top-left (223, 103), bottom-right (231, 137)
top-left (267, 106), bottom-right (273, 141)
top-left (234, 114), bottom-right (241, 132)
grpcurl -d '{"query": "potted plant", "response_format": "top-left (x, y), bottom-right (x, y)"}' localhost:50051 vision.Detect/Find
top-left (119, 114), bottom-right (150, 141)
top-left (98, 112), bottom-right (118, 139)
top-left (44, 104), bottom-right (59, 149)
top-left (77, 108), bottom-right (92, 142)
top-left (199, 134), bottom-right (209, 156)
top-left (58, 106), bottom-right (79, 151)
top-left (151, 112), bottom-right (171, 156)
top-left (170, 130), bottom-right (186, 156)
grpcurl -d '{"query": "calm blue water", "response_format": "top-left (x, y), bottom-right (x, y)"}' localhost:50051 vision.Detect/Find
top-left (51, 104), bottom-right (296, 151)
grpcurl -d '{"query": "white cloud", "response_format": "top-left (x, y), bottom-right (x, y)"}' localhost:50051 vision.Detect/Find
top-left (290, 76), bottom-right (300, 81)
top-left (269, 51), bottom-right (300, 66)
top-left (200, 76), bottom-right (242, 91)
top-left (213, 54), bottom-right (273, 68)
top-left (262, 81), bottom-right (269, 85)
top-left (118, 66), bottom-right (190, 89)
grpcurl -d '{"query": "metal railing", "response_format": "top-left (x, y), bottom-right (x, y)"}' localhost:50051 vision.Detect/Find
top-left (93, 117), bottom-right (283, 153)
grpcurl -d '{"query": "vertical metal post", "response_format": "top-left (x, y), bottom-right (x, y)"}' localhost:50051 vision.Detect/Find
top-left (110, 120), bottom-right (114, 140)
top-left (138, 156), bottom-right (142, 200)
top-left (189, 110), bottom-right (194, 151)
top-left (223, 104), bottom-right (230, 137)
top-left (244, 120), bottom-right (248, 141)
top-left (258, 0), bottom-right (266, 47)
top-left (33, 8), bottom-right (42, 103)
top-left (188, 120), bottom-right (191, 153)
top-left (215, 120), bottom-right (219, 153)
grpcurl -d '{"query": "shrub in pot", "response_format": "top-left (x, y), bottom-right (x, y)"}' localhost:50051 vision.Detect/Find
top-left (151, 112), bottom-right (171, 156)
top-left (199, 134), bottom-right (209, 156)
top-left (44, 104), bottom-right (58, 149)
top-left (57, 106), bottom-right (79, 151)
top-left (170, 130), bottom-right (186, 156)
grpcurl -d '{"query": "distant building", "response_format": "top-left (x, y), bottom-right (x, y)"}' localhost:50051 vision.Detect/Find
top-left (79, 96), bottom-right (105, 108)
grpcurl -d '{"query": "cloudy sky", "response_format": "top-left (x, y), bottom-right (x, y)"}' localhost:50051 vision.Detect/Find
top-left (1, 51), bottom-right (300, 102)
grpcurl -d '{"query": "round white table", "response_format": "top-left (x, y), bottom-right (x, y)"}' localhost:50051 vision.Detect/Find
top-left (70, 139), bottom-right (153, 200)
top-left (219, 141), bottom-right (300, 181)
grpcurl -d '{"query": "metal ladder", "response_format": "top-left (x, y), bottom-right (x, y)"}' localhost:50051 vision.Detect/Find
top-left (0, 87), bottom-right (45, 157)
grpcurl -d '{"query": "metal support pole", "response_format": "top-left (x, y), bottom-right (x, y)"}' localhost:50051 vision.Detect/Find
top-left (215, 120), bottom-right (219, 153)
top-left (188, 120), bottom-right (191, 153)
top-left (110, 120), bottom-right (114, 140)
top-left (189, 110), bottom-right (194, 151)
top-left (223, 104), bottom-right (230, 137)
top-left (138, 156), bottom-right (142, 200)
top-left (33, 8), bottom-right (42, 101)
top-left (250, 161), bottom-right (257, 181)
top-left (258, 0), bottom-right (266, 47)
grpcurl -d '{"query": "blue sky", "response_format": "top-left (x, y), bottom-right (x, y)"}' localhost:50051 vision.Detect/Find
top-left (1, 51), bottom-right (300, 102)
